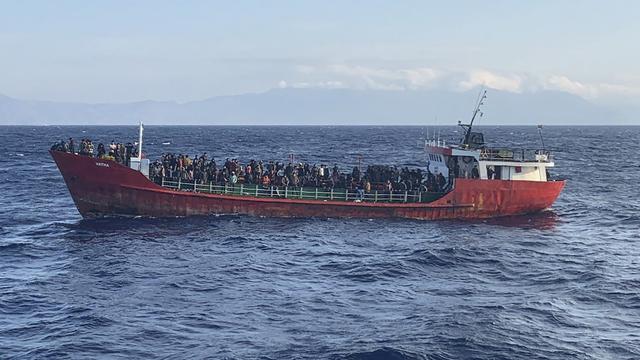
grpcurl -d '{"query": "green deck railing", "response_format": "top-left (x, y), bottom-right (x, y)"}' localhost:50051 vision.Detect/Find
top-left (159, 178), bottom-right (445, 203)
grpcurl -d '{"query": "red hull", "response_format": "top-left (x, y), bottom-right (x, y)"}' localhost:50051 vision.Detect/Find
top-left (50, 151), bottom-right (565, 220)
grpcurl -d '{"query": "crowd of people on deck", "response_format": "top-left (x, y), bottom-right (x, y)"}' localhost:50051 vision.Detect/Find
top-left (51, 138), bottom-right (450, 193)
top-left (50, 138), bottom-right (138, 166)
top-left (149, 153), bottom-right (450, 193)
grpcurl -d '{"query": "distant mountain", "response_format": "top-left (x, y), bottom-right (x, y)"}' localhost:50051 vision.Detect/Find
top-left (0, 88), bottom-right (632, 125)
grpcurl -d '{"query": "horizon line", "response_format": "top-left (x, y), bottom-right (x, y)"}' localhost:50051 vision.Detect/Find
top-left (2, 124), bottom-right (638, 127)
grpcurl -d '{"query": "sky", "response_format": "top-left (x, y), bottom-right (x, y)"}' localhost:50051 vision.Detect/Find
top-left (1, 0), bottom-right (639, 105)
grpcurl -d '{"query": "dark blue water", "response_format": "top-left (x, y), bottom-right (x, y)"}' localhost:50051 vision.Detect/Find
top-left (1, 126), bottom-right (639, 359)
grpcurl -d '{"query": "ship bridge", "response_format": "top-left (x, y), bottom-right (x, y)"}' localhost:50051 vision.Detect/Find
top-left (425, 139), bottom-right (555, 182)
top-left (423, 89), bottom-right (556, 183)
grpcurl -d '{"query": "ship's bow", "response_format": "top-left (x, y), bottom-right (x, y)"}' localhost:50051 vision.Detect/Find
top-left (50, 150), bottom-right (158, 218)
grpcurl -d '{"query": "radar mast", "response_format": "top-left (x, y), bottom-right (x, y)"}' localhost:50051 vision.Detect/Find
top-left (458, 88), bottom-right (487, 148)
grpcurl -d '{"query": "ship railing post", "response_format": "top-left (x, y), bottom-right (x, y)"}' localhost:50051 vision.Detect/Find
top-left (315, 188), bottom-right (318, 200)
top-left (240, 183), bottom-right (244, 196)
top-left (161, 176), bottom-right (165, 187)
top-left (374, 190), bottom-right (378, 203)
top-left (178, 178), bottom-right (181, 191)
top-left (345, 189), bottom-right (349, 201)
top-left (255, 185), bottom-right (259, 197)
top-left (419, 191), bottom-right (422, 202)
top-left (299, 187), bottom-right (303, 199)
top-left (404, 191), bottom-right (408, 202)
top-left (209, 182), bottom-right (212, 193)
top-left (285, 187), bottom-right (288, 199)
top-left (330, 188), bottom-right (333, 200)
top-left (270, 186), bottom-right (274, 197)
top-left (193, 179), bottom-right (197, 192)
top-left (224, 183), bottom-right (228, 194)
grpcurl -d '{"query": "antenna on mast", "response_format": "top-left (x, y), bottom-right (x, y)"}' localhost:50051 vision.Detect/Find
top-left (459, 88), bottom-right (487, 148)
top-left (435, 116), bottom-right (440, 145)
top-left (537, 124), bottom-right (546, 150)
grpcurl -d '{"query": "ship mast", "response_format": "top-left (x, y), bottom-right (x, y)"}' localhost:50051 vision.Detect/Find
top-left (458, 88), bottom-right (487, 147)
top-left (137, 120), bottom-right (144, 160)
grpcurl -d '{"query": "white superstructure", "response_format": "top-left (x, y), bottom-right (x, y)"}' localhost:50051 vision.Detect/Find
top-left (424, 139), bottom-right (555, 182)
top-left (422, 89), bottom-right (555, 183)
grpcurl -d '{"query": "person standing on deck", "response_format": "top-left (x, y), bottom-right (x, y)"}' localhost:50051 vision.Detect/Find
top-left (437, 172), bottom-right (446, 192)
top-left (125, 142), bottom-right (134, 166)
top-left (471, 165), bottom-right (480, 179)
top-left (97, 143), bottom-right (105, 158)
top-left (356, 183), bottom-right (365, 201)
top-left (230, 172), bottom-right (238, 187)
top-left (352, 166), bottom-right (361, 182)
top-left (245, 163), bottom-right (253, 184)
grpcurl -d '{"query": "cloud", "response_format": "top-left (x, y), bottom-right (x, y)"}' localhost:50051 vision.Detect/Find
top-left (328, 64), bottom-right (411, 90)
top-left (458, 70), bottom-right (524, 93)
top-left (282, 63), bottom-right (640, 103)
top-left (300, 64), bottom-right (442, 91)
top-left (543, 75), bottom-right (640, 100)
top-left (278, 80), bottom-right (345, 89)
top-left (290, 64), bottom-right (522, 93)
top-left (544, 75), bottom-right (598, 98)
top-left (400, 68), bottom-right (440, 88)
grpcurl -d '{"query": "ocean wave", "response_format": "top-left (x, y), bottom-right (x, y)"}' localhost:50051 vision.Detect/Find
top-left (1, 125), bottom-right (639, 359)
top-left (334, 347), bottom-right (433, 360)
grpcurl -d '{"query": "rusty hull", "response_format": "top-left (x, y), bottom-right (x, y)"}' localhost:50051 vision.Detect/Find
top-left (50, 151), bottom-right (565, 220)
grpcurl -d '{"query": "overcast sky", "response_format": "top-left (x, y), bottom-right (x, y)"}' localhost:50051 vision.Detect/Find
top-left (1, 0), bottom-right (639, 105)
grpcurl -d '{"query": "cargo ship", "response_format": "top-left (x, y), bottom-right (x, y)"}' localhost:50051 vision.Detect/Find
top-left (50, 91), bottom-right (565, 220)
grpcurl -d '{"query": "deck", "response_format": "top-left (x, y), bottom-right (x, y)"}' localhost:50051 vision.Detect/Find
top-left (159, 178), bottom-right (447, 203)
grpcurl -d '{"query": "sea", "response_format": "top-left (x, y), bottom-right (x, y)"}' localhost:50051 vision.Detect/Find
top-left (1, 125), bottom-right (639, 359)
